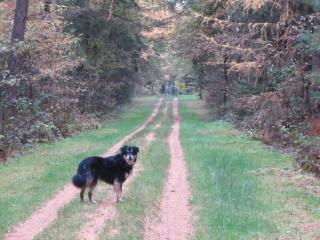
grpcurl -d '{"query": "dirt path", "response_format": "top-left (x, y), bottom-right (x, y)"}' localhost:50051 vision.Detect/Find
top-left (144, 97), bottom-right (192, 240)
top-left (102, 98), bottom-right (163, 157)
top-left (5, 98), bottom-right (163, 240)
top-left (154, 101), bottom-right (169, 129)
top-left (78, 131), bottom-right (158, 240)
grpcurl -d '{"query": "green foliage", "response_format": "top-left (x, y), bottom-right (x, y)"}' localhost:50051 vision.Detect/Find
top-left (307, 70), bottom-right (320, 86)
top-left (62, 1), bottom-right (146, 111)
top-left (299, 29), bottom-right (320, 53)
top-left (173, 0), bottom-right (320, 172)
top-left (298, 0), bottom-right (320, 10)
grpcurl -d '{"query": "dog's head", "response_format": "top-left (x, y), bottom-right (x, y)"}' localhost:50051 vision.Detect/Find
top-left (120, 145), bottom-right (139, 166)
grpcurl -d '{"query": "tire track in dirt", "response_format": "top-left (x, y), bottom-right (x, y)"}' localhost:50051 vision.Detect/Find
top-left (154, 100), bottom-right (169, 129)
top-left (144, 97), bottom-right (192, 240)
top-left (102, 98), bottom-right (163, 157)
top-left (104, 100), bottom-right (169, 239)
top-left (5, 98), bottom-right (163, 240)
top-left (106, 130), bottom-right (158, 239)
top-left (78, 127), bottom-right (159, 240)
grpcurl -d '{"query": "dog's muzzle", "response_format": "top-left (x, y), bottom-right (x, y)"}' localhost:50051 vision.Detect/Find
top-left (124, 154), bottom-right (136, 165)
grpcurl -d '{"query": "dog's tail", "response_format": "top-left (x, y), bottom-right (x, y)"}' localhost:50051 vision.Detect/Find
top-left (72, 174), bottom-right (86, 188)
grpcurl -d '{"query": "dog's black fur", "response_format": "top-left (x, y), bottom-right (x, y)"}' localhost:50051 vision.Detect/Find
top-left (72, 145), bottom-right (139, 203)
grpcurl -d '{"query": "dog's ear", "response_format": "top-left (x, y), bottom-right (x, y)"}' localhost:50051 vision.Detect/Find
top-left (120, 145), bottom-right (128, 153)
top-left (133, 146), bottom-right (139, 153)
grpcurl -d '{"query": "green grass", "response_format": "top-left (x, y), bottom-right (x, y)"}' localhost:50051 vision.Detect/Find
top-left (5, 96), bottom-right (318, 239)
top-left (285, 189), bottom-right (320, 218)
top-left (0, 97), bottom-right (157, 238)
top-left (34, 196), bottom-right (93, 240)
top-left (179, 96), bottom-right (292, 240)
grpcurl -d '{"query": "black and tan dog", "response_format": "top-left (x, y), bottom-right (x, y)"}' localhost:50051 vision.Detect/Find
top-left (72, 145), bottom-right (139, 203)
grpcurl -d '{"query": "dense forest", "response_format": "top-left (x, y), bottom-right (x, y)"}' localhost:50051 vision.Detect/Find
top-left (0, 0), bottom-right (164, 160)
top-left (171, 0), bottom-right (320, 172)
top-left (1, 0), bottom-right (320, 172)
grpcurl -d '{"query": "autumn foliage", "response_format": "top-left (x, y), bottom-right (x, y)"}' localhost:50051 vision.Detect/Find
top-left (174, 0), bottom-right (320, 172)
top-left (0, 0), bottom-right (159, 159)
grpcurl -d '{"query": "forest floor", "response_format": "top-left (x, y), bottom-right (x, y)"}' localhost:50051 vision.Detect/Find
top-left (1, 96), bottom-right (320, 240)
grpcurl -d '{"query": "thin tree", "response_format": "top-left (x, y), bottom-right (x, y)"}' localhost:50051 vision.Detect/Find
top-left (9, 0), bottom-right (29, 75)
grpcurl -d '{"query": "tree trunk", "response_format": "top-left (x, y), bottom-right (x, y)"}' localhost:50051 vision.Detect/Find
top-left (11, 0), bottom-right (29, 43)
top-left (43, 0), bottom-right (57, 19)
top-left (303, 79), bottom-right (312, 117)
top-left (223, 55), bottom-right (229, 107)
top-left (8, 0), bottom-right (29, 75)
top-left (43, 0), bottom-right (50, 13)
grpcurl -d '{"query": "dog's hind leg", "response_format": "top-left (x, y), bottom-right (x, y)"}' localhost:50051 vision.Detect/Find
top-left (80, 187), bottom-right (86, 202)
top-left (88, 181), bottom-right (97, 204)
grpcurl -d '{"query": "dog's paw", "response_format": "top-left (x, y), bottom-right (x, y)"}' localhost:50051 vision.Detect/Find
top-left (90, 200), bottom-right (97, 204)
top-left (116, 197), bottom-right (124, 203)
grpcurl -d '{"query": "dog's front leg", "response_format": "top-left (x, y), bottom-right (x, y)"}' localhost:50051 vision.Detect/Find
top-left (113, 179), bottom-right (123, 202)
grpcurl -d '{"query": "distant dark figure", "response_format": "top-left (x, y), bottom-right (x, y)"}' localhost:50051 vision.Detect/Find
top-left (160, 85), bottom-right (165, 94)
top-left (172, 86), bottom-right (179, 96)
